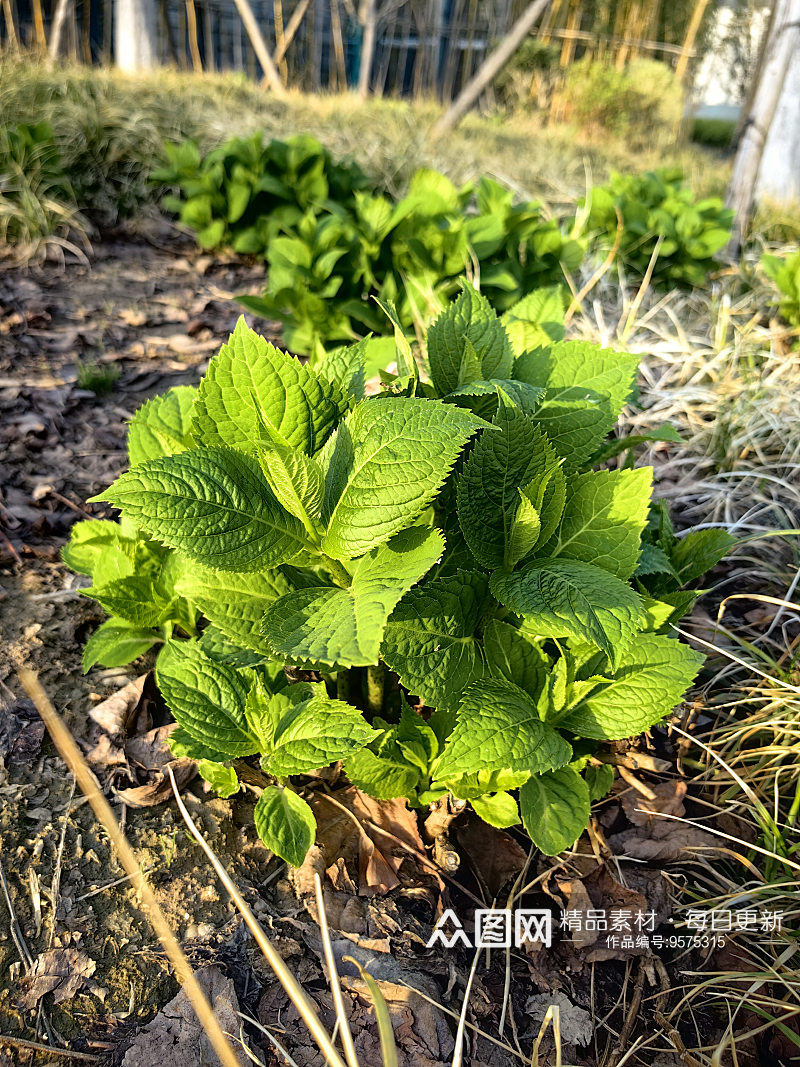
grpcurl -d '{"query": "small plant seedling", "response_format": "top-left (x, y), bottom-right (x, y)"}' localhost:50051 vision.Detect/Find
top-left (77, 361), bottom-right (121, 396)
top-left (65, 287), bottom-right (734, 866)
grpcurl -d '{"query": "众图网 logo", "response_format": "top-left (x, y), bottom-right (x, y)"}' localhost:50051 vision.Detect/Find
top-left (426, 908), bottom-right (552, 948)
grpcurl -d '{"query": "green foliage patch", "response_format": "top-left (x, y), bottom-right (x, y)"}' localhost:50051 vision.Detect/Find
top-left (66, 291), bottom-right (732, 866)
top-left (761, 250), bottom-right (800, 339)
top-left (581, 167), bottom-right (733, 289)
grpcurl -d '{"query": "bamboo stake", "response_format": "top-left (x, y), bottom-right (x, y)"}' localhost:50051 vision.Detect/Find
top-left (273, 0), bottom-right (288, 79)
top-left (231, 0), bottom-right (288, 95)
top-left (48, 0), bottom-right (69, 59)
top-left (273, 0), bottom-right (311, 66)
top-left (675, 0), bottom-right (710, 81)
top-left (185, 0), bottom-right (204, 71)
top-left (18, 671), bottom-right (245, 1067)
top-left (433, 0), bottom-right (552, 135)
top-left (31, 0), bottom-right (47, 53)
top-left (203, 0), bottom-right (215, 71)
top-left (357, 0), bottom-right (377, 97)
top-left (2, 0), bottom-right (18, 49)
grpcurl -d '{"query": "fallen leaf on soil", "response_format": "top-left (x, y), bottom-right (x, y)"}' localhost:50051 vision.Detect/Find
top-left (342, 975), bottom-right (456, 1065)
top-left (304, 787), bottom-right (434, 897)
top-left (609, 779), bottom-right (719, 861)
top-left (556, 877), bottom-right (597, 951)
top-left (525, 991), bottom-right (593, 1047)
top-left (89, 675), bottom-right (148, 737)
top-left (582, 864), bottom-right (670, 963)
top-left (122, 966), bottom-right (249, 1066)
top-left (18, 947), bottom-right (96, 1010)
top-left (0, 697), bottom-right (45, 766)
top-left (455, 816), bottom-right (528, 898)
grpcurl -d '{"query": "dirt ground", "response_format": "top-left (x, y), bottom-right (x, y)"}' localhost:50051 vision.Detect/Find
top-left (0, 230), bottom-right (782, 1067)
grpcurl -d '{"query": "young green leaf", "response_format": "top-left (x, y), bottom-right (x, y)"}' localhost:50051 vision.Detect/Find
top-left (156, 640), bottom-right (258, 757)
top-left (254, 786), bottom-right (316, 867)
top-left (62, 519), bottom-right (137, 577)
top-left (552, 467), bottom-right (653, 579)
top-left (381, 570), bottom-right (488, 713)
top-left (93, 448), bottom-right (307, 572)
top-left (471, 791), bottom-right (521, 828)
top-left (258, 442), bottom-right (325, 531)
top-left (84, 575), bottom-right (175, 629)
top-left (320, 397), bottom-right (485, 560)
top-left (514, 341), bottom-right (639, 467)
top-left (315, 338), bottom-right (367, 401)
top-left (491, 560), bottom-right (644, 669)
top-left (500, 286), bottom-right (566, 356)
top-left (427, 286), bottom-right (514, 397)
top-left (198, 761), bottom-right (240, 799)
top-left (457, 393), bottom-right (560, 569)
top-left (263, 526), bottom-right (444, 666)
top-left (433, 677), bottom-right (571, 780)
top-left (344, 748), bottom-right (422, 801)
top-left (192, 317), bottom-right (347, 454)
top-left (519, 765), bottom-right (590, 855)
top-left (558, 632), bottom-right (704, 740)
top-left (585, 763), bottom-right (615, 801)
top-left (483, 619), bottom-right (549, 697)
top-left (670, 528), bottom-right (735, 584)
top-left (263, 694), bottom-right (377, 776)
top-left (175, 564), bottom-right (292, 652)
top-left (82, 618), bottom-right (158, 672)
top-left (128, 386), bottom-right (198, 466)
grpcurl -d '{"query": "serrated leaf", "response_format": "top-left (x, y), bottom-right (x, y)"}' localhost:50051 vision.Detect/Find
top-left (198, 761), bottom-right (239, 798)
top-left (156, 640), bottom-right (257, 757)
top-left (670, 528), bottom-right (735, 584)
top-left (320, 397), bottom-right (484, 560)
top-left (519, 765), bottom-right (590, 855)
top-left (344, 748), bottom-right (422, 800)
top-left (62, 519), bottom-right (136, 577)
top-left (197, 626), bottom-right (277, 669)
top-left (457, 393), bottom-right (559, 569)
top-left (433, 677), bottom-right (571, 780)
top-left (491, 560), bottom-right (644, 670)
top-left (471, 791), bottom-right (521, 828)
top-left (258, 442), bottom-right (325, 526)
top-left (315, 339), bottom-right (367, 400)
top-left (254, 786), bottom-right (316, 866)
top-left (483, 619), bottom-right (549, 696)
top-left (263, 526), bottom-right (444, 666)
top-left (501, 286), bottom-right (566, 357)
top-left (192, 317), bottom-right (346, 454)
top-left (168, 725), bottom-right (229, 762)
top-left (558, 632), bottom-right (704, 740)
top-left (427, 287), bottom-right (514, 397)
top-left (381, 570), bottom-right (488, 713)
top-left (446, 767), bottom-right (530, 801)
top-left (635, 543), bottom-right (679, 579)
top-left (264, 695), bottom-right (377, 776)
top-left (514, 341), bottom-right (639, 467)
top-left (93, 448), bottom-right (307, 572)
top-left (82, 618), bottom-right (158, 672)
top-left (507, 492), bottom-right (541, 567)
top-left (83, 575), bottom-right (174, 628)
top-left (553, 468), bottom-right (653, 579)
top-left (128, 386), bottom-right (198, 466)
top-left (176, 564), bottom-right (291, 652)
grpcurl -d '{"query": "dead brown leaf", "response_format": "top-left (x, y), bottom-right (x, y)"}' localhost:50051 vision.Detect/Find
top-left (88, 675), bottom-right (147, 738)
top-left (18, 947), bottom-right (96, 1011)
top-left (121, 966), bottom-right (249, 1066)
top-left (611, 779), bottom-right (718, 861)
top-left (455, 816), bottom-right (528, 898)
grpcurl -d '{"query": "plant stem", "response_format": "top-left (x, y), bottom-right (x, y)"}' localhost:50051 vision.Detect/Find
top-left (322, 554), bottom-right (352, 588)
top-left (336, 670), bottom-right (350, 703)
top-left (366, 662), bottom-right (385, 714)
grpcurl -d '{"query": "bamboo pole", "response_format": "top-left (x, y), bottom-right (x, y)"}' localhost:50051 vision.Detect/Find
top-left (185, 0), bottom-right (204, 70)
top-left (230, 0), bottom-right (288, 95)
top-left (674, 0), bottom-right (710, 81)
top-left (48, 0), bottom-right (69, 59)
top-left (273, 0), bottom-right (287, 79)
top-left (31, 0), bottom-right (47, 52)
top-left (357, 0), bottom-right (377, 96)
top-left (273, 0), bottom-right (311, 66)
top-left (203, 0), bottom-right (216, 70)
top-left (2, 0), bottom-right (18, 49)
top-left (433, 0), bottom-right (552, 134)
top-left (330, 0), bottom-right (346, 89)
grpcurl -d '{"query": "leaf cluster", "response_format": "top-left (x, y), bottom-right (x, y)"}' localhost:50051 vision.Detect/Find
top-left (580, 167), bottom-right (734, 289)
top-left (760, 250), bottom-right (800, 336)
top-left (66, 289), bottom-right (732, 866)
